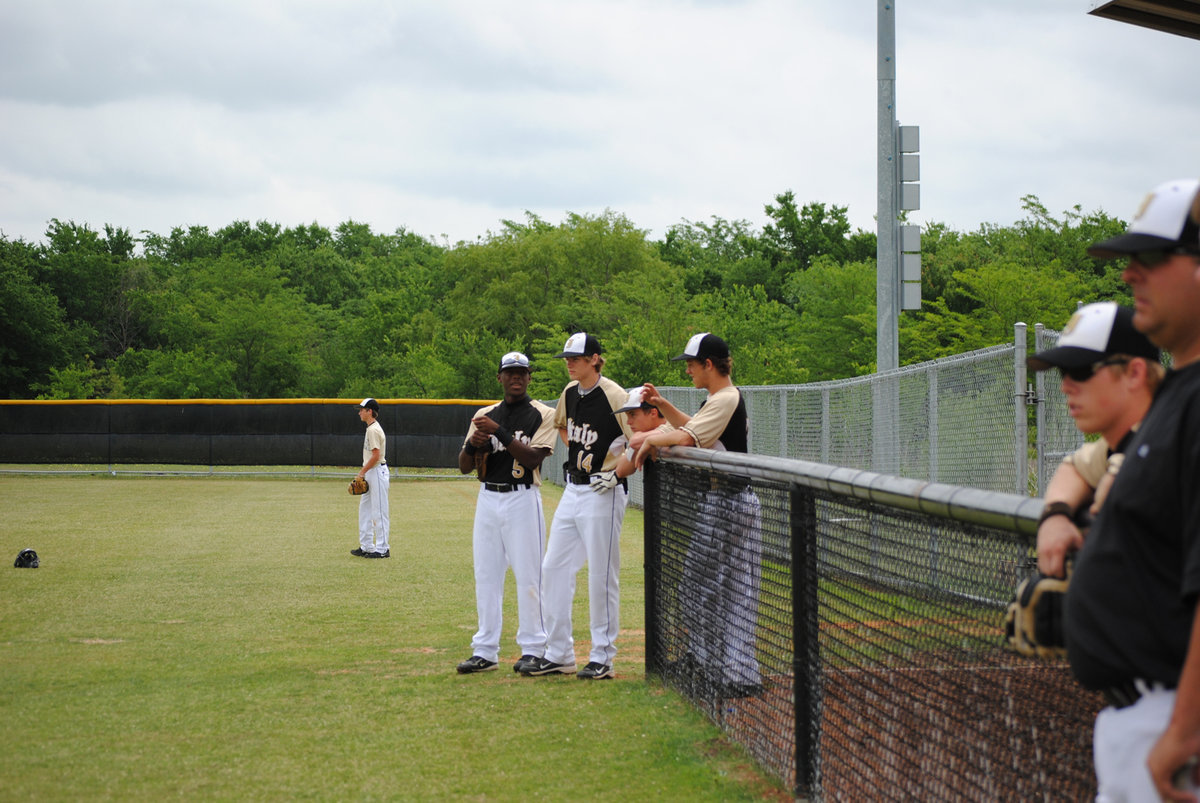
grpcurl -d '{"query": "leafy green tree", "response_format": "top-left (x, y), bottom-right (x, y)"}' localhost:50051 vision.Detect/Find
top-left (763, 193), bottom-right (876, 290)
top-left (784, 257), bottom-right (876, 379)
top-left (112, 347), bottom-right (238, 398)
top-left (32, 356), bottom-right (121, 400)
top-left (0, 236), bottom-right (78, 397)
top-left (39, 220), bottom-right (140, 362)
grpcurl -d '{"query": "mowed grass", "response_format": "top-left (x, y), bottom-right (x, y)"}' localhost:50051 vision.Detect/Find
top-left (0, 475), bottom-right (788, 801)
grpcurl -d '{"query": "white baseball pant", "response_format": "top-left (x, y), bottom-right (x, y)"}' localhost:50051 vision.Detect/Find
top-left (542, 481), bottom-right (628, 666)
top-left (470, 485), bottom-right (547, 663)
top-left (1093, 684), bottom-right (1186, 802)
top-left (681, 486), bottom-right (763, 686)
top-left (358, 463), bottom-right (390, 553)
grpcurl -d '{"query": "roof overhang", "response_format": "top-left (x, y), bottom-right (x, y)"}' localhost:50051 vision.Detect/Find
top-left (1089, 0), bottom-right (1200, 41)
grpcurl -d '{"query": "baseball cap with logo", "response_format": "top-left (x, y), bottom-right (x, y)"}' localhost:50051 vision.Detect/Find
top-left (1087, 178), bottom-right (1200, 259)
top-left (671, 332), bottom-right (730, 362)
top-left (614, 386), bottom-right (654, 414)
top-left (358, 398), bottom-right (380, 412)
top-left (555, 332), bottom-right (602, 358)
top-left (499, 351), bottom-right (530, 371)
top-left (1028, 302), bottom-right (1160, 372)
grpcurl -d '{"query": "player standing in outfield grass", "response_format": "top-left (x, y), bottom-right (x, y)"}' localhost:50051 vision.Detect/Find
top-left (351, 398), bottom-right (390, 558)
top-left (455, 352), bottom-right (557, 675)
top-left (638, 333), bottom-right (764, 698)
top-left (521, 332), bottom-right (633, 680)
top-left (1062, 178), bottom-right (1200, 801)
top-left (1027, 302), bottom-right (1162, 579)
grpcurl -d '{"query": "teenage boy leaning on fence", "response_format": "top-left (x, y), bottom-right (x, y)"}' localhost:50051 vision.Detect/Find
top-left (1026, 301), bottom-right (1162, 579)
top-left (1061, 178), bottom-right (1200, 802)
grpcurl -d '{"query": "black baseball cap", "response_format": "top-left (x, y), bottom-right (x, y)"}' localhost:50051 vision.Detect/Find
top-left (1028, 302), bottom-right (1159, 371)
top-left (671, 332), bottom-right (729, 362)
top-left (555, 332), bottom-right (602, 358)
top-left (357, 398), bottom-right (380, 412)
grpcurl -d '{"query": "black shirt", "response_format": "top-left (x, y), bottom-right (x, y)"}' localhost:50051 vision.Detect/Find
top-left (470, 396), bottom-right (548, 486)
top-left (1065, 361), bottom-right (1200, 689)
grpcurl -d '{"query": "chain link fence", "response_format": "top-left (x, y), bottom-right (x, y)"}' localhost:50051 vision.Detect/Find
top-left (549, 324), bottom-right (1080, 505)
top-left (644, 447), bottom-right (1101, 800)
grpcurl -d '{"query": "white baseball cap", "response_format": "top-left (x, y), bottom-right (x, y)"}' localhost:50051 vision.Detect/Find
top-left (1027, 302), bottom-right (1159, 371)
top-left (614, 386), bottom-right (653, 414)
top-left (498, 351), bottom-right (530, 371)
top-left (555, 332), bottom-right (602, 358)
top-left (1087, 178), bottom-right (1200, 259)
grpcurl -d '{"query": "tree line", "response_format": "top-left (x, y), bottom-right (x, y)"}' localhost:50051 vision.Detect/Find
top-left (0, 191), bottom-right (1131, 401)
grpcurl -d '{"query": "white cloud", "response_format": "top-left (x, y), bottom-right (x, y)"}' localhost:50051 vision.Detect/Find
top-left (0, 0), bottom-right (1196, 245)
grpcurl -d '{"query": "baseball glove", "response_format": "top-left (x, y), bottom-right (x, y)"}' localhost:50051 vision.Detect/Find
top-left (348, 477), bottom-right (369, 495)
top-left (473, 450), bottom-right (488, 480)
top-left (1005, 557), bottom-right (1072, 659)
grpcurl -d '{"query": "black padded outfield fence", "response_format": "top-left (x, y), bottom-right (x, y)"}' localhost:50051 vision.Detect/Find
top-left (643, 448), bottom-right (1103, 801)
top-left (0, 399), bottom-right (488, 470)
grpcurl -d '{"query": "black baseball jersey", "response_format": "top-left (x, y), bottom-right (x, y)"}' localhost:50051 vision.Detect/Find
top-left (1065, 361), bottom-right (1200, 690)
top-left (465, 396), bottom-right (557, 486)
top-left (553, 376), bottom-right (632, 475)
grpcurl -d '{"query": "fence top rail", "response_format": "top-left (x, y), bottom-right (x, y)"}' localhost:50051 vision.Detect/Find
top-left (0, 398), bottom-right (498, 407)
top-left (660, 446), bottom-right (1041, 536)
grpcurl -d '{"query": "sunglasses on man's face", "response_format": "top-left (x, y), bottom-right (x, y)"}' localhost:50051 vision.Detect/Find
top-left (1058, 357), bottom-right (1130, 383)
top-left (1129, 247), bottom-right (1200, 268)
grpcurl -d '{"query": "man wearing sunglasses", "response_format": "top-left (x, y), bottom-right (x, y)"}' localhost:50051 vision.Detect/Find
top-left (1028, 302), bottom-right (1162, 579)
top-left (1061, 178), bottom-right (1200, 801)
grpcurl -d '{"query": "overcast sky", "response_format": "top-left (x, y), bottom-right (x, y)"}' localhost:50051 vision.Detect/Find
top-left (1, 1), bottom-right (1196, 247)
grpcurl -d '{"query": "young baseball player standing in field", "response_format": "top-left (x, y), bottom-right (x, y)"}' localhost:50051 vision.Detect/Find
top-left (351, 398), bottom-right (390, 558)
top-left (638, 333), bottom-right (764, 698)
top-left (1062, 178), bottom-right (1200, 801)
top-left (455, 352), bottom-right (557, 675)
top-left (1026, 302), bottom-right (1162, 579)
top-left (521, 333), bottom-right (633, 680)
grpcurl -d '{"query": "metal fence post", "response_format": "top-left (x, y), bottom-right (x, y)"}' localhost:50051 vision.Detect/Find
top-left (643, 459), bottom-right (662, 676)
top-left (820, 388), bottom-right (831, 465)
top-left (1014, 323), bottom-right (1028, 495)
top-left (791, 484), bottom-right (817, 799)
top-left (1034, 323), bottom-right (1046, 496)
top-left (928, 364), bottom-right (939, 483)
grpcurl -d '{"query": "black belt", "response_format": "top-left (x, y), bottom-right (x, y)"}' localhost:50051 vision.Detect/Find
top-left (565, 472), bottom-right (627, 491)
top-left (483, 482), bottom-right (531, 493)
top-left (1102, 678), bottom-right (1174, 709)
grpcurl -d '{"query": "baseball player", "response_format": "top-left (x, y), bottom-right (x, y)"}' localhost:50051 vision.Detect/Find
top-left (455, 352), bottom-right (557, 675)
top-left (639, 333), bottom-right (764, 698)
top-left (1063, 178), bottom-right (1200, 800)
top-left (351, 398), bottom-right (390, 558)
top-left (1026, 302), bottom-right (1161, 579)
top-left (520, 332), bottom-right (633, 680)
top-left (611, 386), bottom-right (671, 480)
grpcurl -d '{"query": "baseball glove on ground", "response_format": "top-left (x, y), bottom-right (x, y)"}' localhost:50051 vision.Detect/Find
top-left (348, 477), bottom-right (369, 495)
top-left (1005, 558), bottom-right (1072, 660)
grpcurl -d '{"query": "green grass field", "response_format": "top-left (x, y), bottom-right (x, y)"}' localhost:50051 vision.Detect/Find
top-left (0, 475), bottom-right (788, 801)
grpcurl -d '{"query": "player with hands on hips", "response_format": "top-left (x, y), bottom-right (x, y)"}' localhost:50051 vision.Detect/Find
top-left (351, 398), bottom-right (390, 558)
top-left (521, 333), bottom-right (633, 681)
top-left (455, 352), bottom-right (557, 675)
